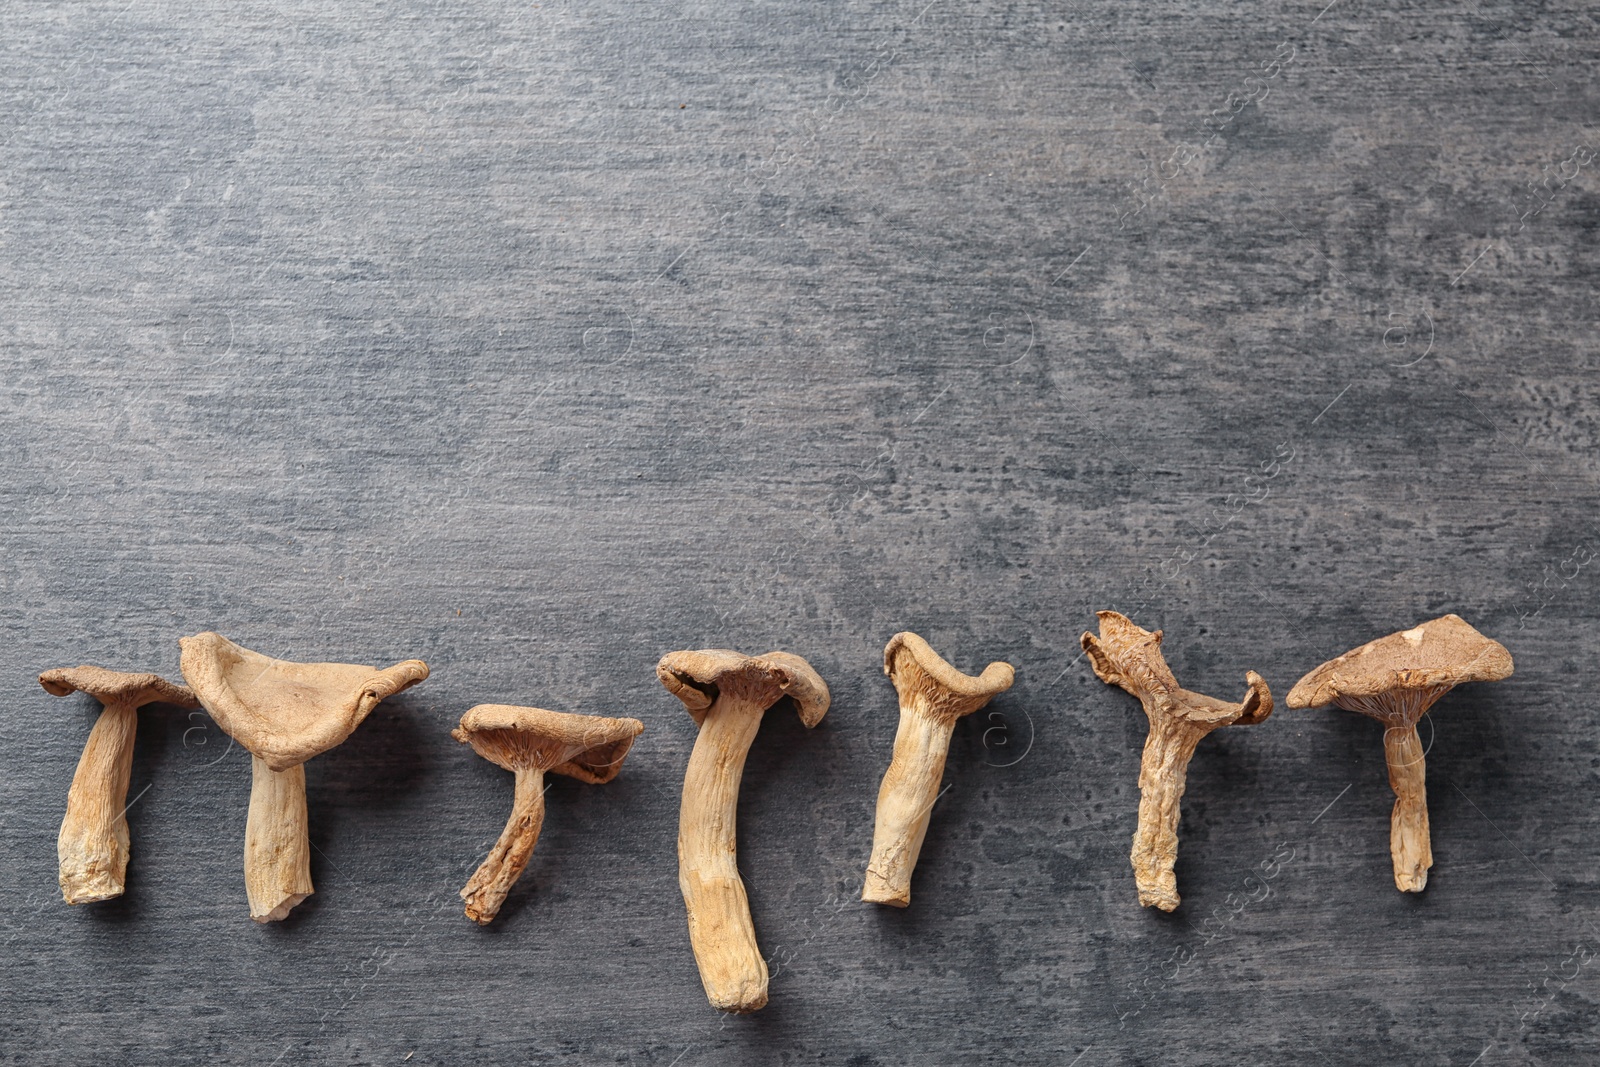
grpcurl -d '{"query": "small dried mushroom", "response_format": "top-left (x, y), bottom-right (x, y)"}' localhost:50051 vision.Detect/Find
top-left (453, 704), bottom-right (643, 924)
top-left (1287, 613), bottom-right (1512, 892)
top-left (658, 648), bottom-right (830, 1014)
top-left (179, 633), bottom-right (428, 922)
top-left (1082, 611), bottom-right (1272, 912)
top-left (862, 632), bottom-right (1014, 907)
top-left (39, 666), bottom-right (200, 904)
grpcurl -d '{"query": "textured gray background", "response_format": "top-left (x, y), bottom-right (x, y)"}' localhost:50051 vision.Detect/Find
top-left (1, 0), bottom-right (1597, 1063)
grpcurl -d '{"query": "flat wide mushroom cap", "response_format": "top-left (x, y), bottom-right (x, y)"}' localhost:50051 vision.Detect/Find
top-left (656, 649), bottom-right (830, 728)
top-left (179, 632), bottom-right (429, 772)
top-left (1287, 613), bottom-right (1513, 710)
top-left (453, 704), bottom-right (645, 784)
top-left (39, 666), bottom-right (198, 708)
top-left (883, 632), bottom-right (1014, 716)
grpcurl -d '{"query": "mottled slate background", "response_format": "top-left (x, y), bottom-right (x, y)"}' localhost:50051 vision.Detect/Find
top-left (2, 0), bottom-right (1597, 1063)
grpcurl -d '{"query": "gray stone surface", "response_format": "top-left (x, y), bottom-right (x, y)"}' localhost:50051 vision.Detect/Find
top-left (2, 0), bottom-right (1597, 1062)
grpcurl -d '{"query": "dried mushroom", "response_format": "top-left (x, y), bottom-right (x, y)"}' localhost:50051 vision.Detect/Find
top-left (39, 666), bottom-right (199, 904)
top-left (453, 704), bottom-right (643, 924)
top-left (658, 648), bottom-right (830, 1014)
top-left (1081, 611), bottom-right (1272, 911)
top-left (1287, 613), bottom-right (1512, 892)
top-left (179, 632), bottom-right (428, 922)
top-left (862, 632), bottom-right (1014, 907)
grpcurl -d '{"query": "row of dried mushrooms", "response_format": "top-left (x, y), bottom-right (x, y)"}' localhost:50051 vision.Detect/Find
top-left (39, 613), bottom-right (1511, 1014)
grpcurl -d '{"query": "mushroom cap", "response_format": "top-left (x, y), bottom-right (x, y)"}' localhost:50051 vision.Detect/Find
top-left (452, 704), bottom-right (645, 784)
top-left (38, 665), bottom-right (199, 708)
top-left (1081, 611), bottom-right (1272, 728)
top-left (1079, 611), bottom-right (1180, 695)
top-left (656, 648), bottom-right (830, 728)
top-left (178, 632), bottom-right (429, 771)
top-left (1286, 614), bottom-right (1513, 711)
top-left (883, 632), bottom-right (1014, 718)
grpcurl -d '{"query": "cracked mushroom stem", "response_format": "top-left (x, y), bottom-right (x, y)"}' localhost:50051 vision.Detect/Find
top-left (1383, 713), bottom-right (1432, 893)
top-left (452, 704), bottom-right (643, 925)
top-left (862, 632), bottom-right (1014, 907)
top-left (458, 758), bottom-right (546, 925)
top-left (1286, 613), bottom-right (1513, 893)
top-left (1081, 611), bottom-right (1272, 912)
top-left (39, 667), bottom-right (198, 905)
top-left (659, 649), bottom-right (830, 1014)
top-left (179, 633), bottom-right (429, 922)
top-left (245, 757), bottom-right (311, 923)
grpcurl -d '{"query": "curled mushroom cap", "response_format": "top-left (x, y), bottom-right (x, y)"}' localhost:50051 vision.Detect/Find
top-left (657, 648), bottom-right (830, 728)
top-left (1081, 611), bottom-right (1272, 911)
top-left (1287, 613), bottom-right (1512, 892)
top-left (1081, 612), bottom-right (1273, 729)
top-left (180, 632), bottom-right (428, 772)
top-left (453, 704), bottom-right (644, 925)
top-left (179, 632), bottom-right (429, 922)
top-left (884, 632), bottom-right (1015, 717)
top-left (862, 633), bottom-right (1014, 907)
top-left (40, 666), bottom-right (199, 905)
top-left (454, 704), bottom-right (644, 783)
top-left (660, 648), bottom-right (830, 1014)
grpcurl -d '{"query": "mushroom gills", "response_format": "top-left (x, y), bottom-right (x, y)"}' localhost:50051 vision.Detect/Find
top-left (452, 703), bottom-right (644, 925)
top-left (1286, 615), bottom-right (1512, 893)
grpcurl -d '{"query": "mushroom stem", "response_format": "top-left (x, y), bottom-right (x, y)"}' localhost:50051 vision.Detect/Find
top-left (244, 756), bottom-right (313, 923)
top-left (1132, 717), bottom-right (1208, 912)
top-left (679, 695), bottom-right (767, 1014)
top-left (461, 766), bottom-right (548, 924)
top-left (863, 704), bottom-right (958, 907)
top-left (1382, 722), bottom-right (1432, 892)
top-left (56, 702), bottom-right (138, 904)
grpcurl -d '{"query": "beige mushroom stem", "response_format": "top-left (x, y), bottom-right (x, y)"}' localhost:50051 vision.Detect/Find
top-left (40, 667), bottom-right (199, 905)
top-left (1082, 611), bottom-right (1272, 912)
top-left (1286, 615), bottom-right (1513, 894)
top-left (460, 765), bottom-right (546, 924)
top-left (1322, 685), bottom-right (1450, 893)
top-left (679, 692), bottom-right (768, 1010)
top-left (58, 701), bottom-right (139, 903)
top-left (659, 649), bottom-right (830, 1014)
top-left (245, 759), bottom-right (312, 922)
top-left (863, 633), bottom-right (1014, 907)
top-left (1129, 702), bottom-right (1245, 912)
top-left (1384, 716), bottom-right (1431, 892)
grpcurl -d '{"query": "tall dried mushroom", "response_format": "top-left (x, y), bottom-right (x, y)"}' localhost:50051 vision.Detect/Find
top-left (179, 633), bottom-right (428, 922)
top-left (1287, 613), bottom-right (1512, 892)
top-left (39, 666), bottom-right (199, 904)
top-left (1082, 611), bottom-right (1272, 911)
top-left (862, 632), bottom-right (1014, 907)
top-left (658, 648), bottom-right (830, 1014)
